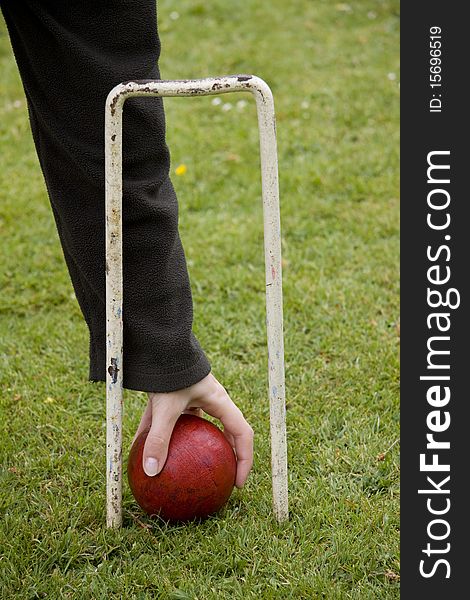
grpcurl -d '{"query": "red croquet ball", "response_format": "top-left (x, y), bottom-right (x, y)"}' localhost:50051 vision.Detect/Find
top-left (127, 414), bottom-right (236, 522)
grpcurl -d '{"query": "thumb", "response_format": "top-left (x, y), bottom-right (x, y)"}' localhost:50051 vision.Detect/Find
top-left (142, 397), bottom-right (185, 477)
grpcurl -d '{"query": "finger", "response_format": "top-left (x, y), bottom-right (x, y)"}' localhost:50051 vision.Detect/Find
top-left (223, 428), bottom-right (236, 451)
top-left (142, 396), bottom-right (186, 477)
top-left (231, 425), bottom-right (254, 488)
top-left (131, 399), bottom-right (152, 447)
top-left (198, 391), bottom-right (254, 488)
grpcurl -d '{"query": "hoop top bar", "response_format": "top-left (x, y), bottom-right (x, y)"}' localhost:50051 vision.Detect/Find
top-left (106, 74), bottom-right (274, 114)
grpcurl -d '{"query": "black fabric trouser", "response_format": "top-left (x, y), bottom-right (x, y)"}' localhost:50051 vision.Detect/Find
top-left (1, 1), bottom-right (211, 392)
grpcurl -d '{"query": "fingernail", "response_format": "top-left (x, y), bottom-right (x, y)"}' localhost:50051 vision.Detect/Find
top-left (144, 457), bottom-right (159, 477)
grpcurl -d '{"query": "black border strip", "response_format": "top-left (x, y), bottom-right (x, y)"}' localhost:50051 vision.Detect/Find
top-left (401, 3), bottom-right (467, 596)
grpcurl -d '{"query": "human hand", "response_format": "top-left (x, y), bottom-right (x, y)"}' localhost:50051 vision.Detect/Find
top-left (132, 373), bottom-right (254, 488)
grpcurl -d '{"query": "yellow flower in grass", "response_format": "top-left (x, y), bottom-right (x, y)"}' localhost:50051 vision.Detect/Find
top-left (175, 164), bottom-right (187, 176)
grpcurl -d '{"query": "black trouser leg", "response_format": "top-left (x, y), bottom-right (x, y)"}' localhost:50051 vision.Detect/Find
top-left (1, 0), bottom-right (211, 392)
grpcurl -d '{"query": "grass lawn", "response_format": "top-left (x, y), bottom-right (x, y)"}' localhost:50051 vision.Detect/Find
top-left (0, 1), bottom-right (399, 598)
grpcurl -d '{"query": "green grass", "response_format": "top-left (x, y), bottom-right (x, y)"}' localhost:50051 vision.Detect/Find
top-left (0, 1), bottom-right (399, 598)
